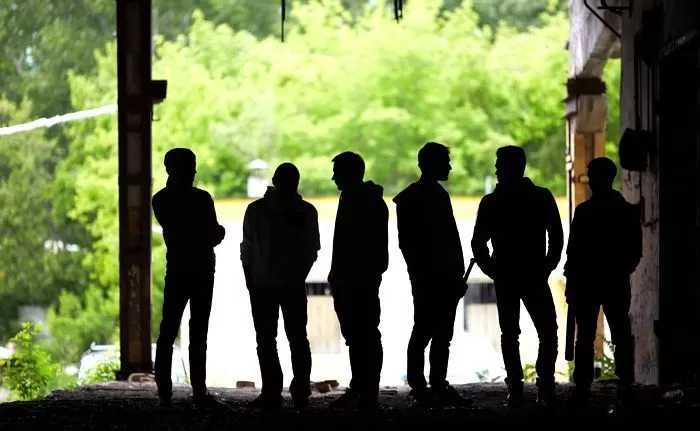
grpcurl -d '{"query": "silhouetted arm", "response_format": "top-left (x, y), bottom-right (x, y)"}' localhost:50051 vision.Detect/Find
top-left (205, 193), bottom-right (225, 247)
top-left (376, 199), bottom-right (390, 274)
top-left (471, 198), bottom-right (494, 278)
top-left (240, 205), bottom-right (254, 282)
top-left (301, 206), bottom-right (321, 279)
top-left (152, 192), bottom-right (167, 229)
top-left (396, 203), bottom-right (418, 271)
top-left (544, 190), bottom-right (564, 272)
top-left (563, 208), bottom-right (583, 301)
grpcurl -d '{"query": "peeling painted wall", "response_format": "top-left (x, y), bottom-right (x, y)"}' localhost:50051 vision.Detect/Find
top-left (619, 0), bottom-right (700, 384)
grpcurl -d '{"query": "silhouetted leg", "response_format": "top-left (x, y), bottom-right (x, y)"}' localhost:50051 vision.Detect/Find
top-left (332, 284), bottom-right (360, 393)
top-left (494, 282), bottom-right (523, 386)
top-left (356, 277), bottom-right (383, 401)
top-left (280, 284), bottom-right (312, 402)
top-left (428, 290), bottom-right (459, 388)
top-left (188, 271), bottom-right (215, 397)
top-left (155, 272), bottom-right (190, 399)
top-left (603, 289), bottom-right (634, 390)
top-left (407, 287), bottom-right (433, 391)
top-left (573, 300), bottom-right (600, 389)
top-left (521, 283), bottom-right (558, 386)
top-left (249, 288), bottom-right (283, 398)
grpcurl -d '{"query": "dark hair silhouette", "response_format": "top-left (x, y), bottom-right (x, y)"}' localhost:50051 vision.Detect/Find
top-left (418, 142), bottom-right (449, 169)
top-left (496, 145), bottom-right (526, 180)
top-left (332, 151), bottom-right (366, 179)
top-left (164, 148), bottom-right (196, 172)
top-left (272, 162), bottom-right (300, 192)
top-left (587, 157), bottom-right (617, 188)
top-left (417, 142), bottom-right (451, 182)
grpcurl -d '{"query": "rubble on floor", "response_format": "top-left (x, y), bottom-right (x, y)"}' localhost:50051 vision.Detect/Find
top-left (0, 382), bottom-right (698, 430)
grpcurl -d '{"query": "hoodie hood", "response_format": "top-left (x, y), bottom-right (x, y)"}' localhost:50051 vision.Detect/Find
top-left (341, 180), bottom-right (384, 202)
top-left (166, 177), bottom-right (194, 191)
top-left (591, 189), bottom-right (625, 202)
top-left (262, 186), bottom-right (303, 210)
top-left (393, 180), bottom-right (442, 205)
top-left (359, 180), bottom-right (384, 198)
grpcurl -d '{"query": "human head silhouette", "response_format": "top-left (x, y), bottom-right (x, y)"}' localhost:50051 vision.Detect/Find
top-left (495, 145), bottom-right (526, 185)
top-left (332, 151), bottom-right (365, 191)
top-left (272, 162), bottom-right (300, 194)
top-left (587, 157), bottom-right (617, 195)
top-left (418, 142), bottom-right (451, 182)
top-left (164, 148), bottom-right (196, 188)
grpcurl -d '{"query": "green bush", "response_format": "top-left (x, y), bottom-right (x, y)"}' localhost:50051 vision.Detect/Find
top-left (79, 350), bottom-right (120, 385)
top-left (0, 322), bottom-right (74, 401)
top-left (597, 337), bottom-right (617, 381)
top-left (564, 336), bottom-right (618, 382)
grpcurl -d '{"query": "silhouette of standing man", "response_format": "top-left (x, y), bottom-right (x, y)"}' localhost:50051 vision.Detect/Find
top-left (327, 152), bottom-right (389, 410)
top-left (471, 145), bottom-right (563, 407)
top-left (565, 157), bottom-right (641, 408)
top-left (152, 148), bottom-right (227, 409)
top-left (241, 163), bottom-right (319, 410)
top-left (394, 142), bottom-right (471, 408)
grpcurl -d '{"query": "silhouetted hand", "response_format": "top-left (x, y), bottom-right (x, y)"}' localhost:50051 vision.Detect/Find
top-left (212, 225), bottom-right (225, 246)
top-left (456, 278), bottom-right (469, 299)
top-left (480, 260), bottom-right (496, 280)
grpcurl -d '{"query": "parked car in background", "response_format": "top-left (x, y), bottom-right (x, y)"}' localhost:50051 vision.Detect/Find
top-left (77, 343), bottom-right (188, 384)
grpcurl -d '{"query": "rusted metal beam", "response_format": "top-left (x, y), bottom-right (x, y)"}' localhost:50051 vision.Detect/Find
top-left (116, 0), bottom-right (153, 379)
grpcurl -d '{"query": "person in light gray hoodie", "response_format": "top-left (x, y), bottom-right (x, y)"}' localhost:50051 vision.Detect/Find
top-left (240, 162), bottom-right (320, 410)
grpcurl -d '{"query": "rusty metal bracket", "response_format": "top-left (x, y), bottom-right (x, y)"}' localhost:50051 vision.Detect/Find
top-left (584, 0), bottom-right (621, 39)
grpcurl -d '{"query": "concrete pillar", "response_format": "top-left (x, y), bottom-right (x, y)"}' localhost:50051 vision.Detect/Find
top-left (116, 0), bottom-right (154, 379)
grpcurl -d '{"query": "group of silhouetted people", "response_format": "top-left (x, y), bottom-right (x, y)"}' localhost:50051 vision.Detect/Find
top-left (151, 143), bottom-right (642, 412)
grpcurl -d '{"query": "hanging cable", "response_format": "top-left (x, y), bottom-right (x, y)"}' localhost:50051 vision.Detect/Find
top-left (394, 0), bottom-right (403, 23)
top-left (281, 0), bottom-right (287, 42)
top-left (0, 104), bottom-right (117, 137)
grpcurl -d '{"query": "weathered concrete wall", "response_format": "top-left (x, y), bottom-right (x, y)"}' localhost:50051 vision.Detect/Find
top-left (619, 0), bottom-right (700, 384)
top-left (568, 0), bottom-right (621, 77)
top-left (619, 0), bottom-right (659, 386)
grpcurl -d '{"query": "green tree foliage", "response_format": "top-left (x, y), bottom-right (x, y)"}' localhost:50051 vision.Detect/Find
top-left (45, 286), bottom-right (119, 365)
top-left (0, 99), bottom-right (88, 340)
top-left (0, 322), bottom-right (74, 401)
top-left (470, 0), bottom-right (567, 32)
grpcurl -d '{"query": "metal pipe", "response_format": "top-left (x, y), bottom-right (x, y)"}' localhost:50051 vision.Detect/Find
top-left (584, 0), bottom-right (621, 39)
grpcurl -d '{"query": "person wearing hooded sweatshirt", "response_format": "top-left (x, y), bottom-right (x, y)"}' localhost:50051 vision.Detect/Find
top-left (565, 157), bottom-right (642, 408)
top-left (393, 142), bottom-right (471, 408)
top-left (152, 148), bottom-right (228, 409)
top-left (240, 162), bottom-right (320, 410)
top-left (471, 145), bottom-right (563, 407)
top-left (327, 151), bottom-right (389, 410)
